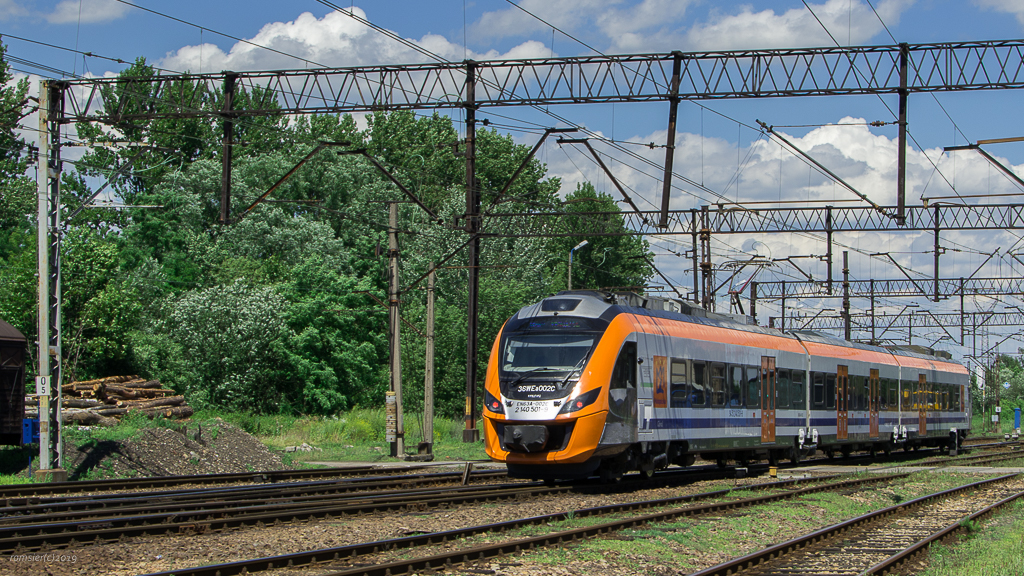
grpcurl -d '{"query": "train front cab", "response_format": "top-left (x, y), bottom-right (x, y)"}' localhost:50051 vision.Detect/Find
top-left (483, 314), bottom-right (642, 481)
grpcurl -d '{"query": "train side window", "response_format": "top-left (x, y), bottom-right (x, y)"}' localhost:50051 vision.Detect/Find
top-left (777, 369), bottom-right (791, 408)
top-left (691, 361), bottom-right (708, 407)
top-left (886, 380), bottom-right (896, 409)
top-left (813, 372), bottom-right (825, 407)
top-left (954, 388), bottom-right (961, 411)
top-left (670, 359), bottom-right (687, 408)
top-left (729, 365), bottom-right (744, 406)
top-left (710, 363), bottom-right (727, 407)
top-left (791, 369), bottom-right (806, 408)
top-left (879, 378), bottom-right (887, 410)
top-left (826, 373), bottom-right (837, 409)
top-left (611, 342), bottom-right (637, 390)
top-left (746, 366), bottom-right (761, 408)
top-left (850, 375), bottom-right (864, 410)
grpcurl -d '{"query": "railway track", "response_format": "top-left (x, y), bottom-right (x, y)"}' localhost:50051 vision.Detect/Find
top-left (0, 461), bottom-right (489, 498)
top-left (133, 473), bottom-right (909, 576)
top-left (0, 464), bottom-right (765, 553)
top-left (4, 440), bottom-right (1016, 556)
top-left (0, 468), bottom-right (509, 516)
top-left (690, 473), bottom-right (1024, 576)
top-left (0, 478), bottom-right (568, 553)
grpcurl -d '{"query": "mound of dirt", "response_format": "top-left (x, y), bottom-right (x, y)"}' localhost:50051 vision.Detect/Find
top-left (64, 420), bottom-right (287, 479)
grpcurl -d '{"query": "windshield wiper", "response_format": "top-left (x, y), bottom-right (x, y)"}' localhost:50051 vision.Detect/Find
top-left (508, 367), bottom-right (556, 385)
top-left (557, 354), bottom-right (591, 389)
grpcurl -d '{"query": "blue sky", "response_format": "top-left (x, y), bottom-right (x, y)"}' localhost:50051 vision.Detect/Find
top-left (4, 0), bottom-right (1024, 361)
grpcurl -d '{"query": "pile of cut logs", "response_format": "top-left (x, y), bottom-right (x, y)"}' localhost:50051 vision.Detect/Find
top-left (40, 375), bottom-right (193, 427)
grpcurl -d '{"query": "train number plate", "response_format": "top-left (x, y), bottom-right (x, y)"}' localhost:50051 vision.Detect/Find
top-left (508, 401), bottom-right (548, 416)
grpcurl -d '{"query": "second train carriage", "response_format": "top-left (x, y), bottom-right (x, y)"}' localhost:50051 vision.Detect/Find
top-left (483, 291), bottom-right (971, 480)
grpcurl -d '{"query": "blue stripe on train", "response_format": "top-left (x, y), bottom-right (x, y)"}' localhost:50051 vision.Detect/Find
top-left (647, 414), bottom-right (967, 431)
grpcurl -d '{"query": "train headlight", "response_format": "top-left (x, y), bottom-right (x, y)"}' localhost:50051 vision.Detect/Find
top-left (557, 387), bottom-right (601, 415)
top-left (484, 389), bottom-right (504, 415)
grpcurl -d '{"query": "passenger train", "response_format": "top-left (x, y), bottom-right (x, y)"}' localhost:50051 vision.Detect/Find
top-left (482, 291), bottom-right (971, 481)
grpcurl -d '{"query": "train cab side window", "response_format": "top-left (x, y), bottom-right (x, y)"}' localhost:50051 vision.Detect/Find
top-left (670, 359), bottom-right (687, 408)
top-left (729, 365), bottom-right (744, 406)
top-left (611, 342), bottom-right (637, 390)
top-left (710, 363), bottom-right (727, 407)
top-left (813, 372), bottom-right (825, 407)
top-left (777, 369), bottom-right (791, 408)
top-left (691, 361), bottom-right (708, 407)
top-left (791, 369), bottom-right (806, 408)
top-left (825, 373), bottom-right (837, 409)
top-left (746, 366), bottom-right (760, 409)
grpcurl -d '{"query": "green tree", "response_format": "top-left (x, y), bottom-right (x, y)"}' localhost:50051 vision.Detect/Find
top-left (548, 182), bottom-right (653, 292)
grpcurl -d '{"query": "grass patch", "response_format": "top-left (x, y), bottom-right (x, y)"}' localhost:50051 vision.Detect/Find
top-left (519, 472), bottom-right (988, 573)
top-left (63, 410), bottom-right (184, 445)
top-left (919, 500), bottom-right (1024, 576)
top-left (192, 408), bottom-right (488, 462)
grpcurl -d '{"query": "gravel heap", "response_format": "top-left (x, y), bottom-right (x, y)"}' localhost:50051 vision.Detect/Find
top-left (63, 420), bottom-right (286, 478)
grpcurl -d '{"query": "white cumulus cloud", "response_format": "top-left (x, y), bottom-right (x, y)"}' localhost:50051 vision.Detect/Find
top-left (159, 9), bottom-right (552, 73)
top-left (0, 0), bottom-right (28, 21)
top-left (975, 0), bottom-right (1024, 26)
top-left (46, 0), bottom-right (131, 24)
top-left (681, 0), bottom-right (913, 51)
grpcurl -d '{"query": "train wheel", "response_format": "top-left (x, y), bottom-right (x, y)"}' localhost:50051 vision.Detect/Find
top-left (869, 444), bottom-right (878, 458)
top-left (826, 448), bottom-right (836, 461)
top-left (883, 442), bottom-right (892, 457)
top-left (716, 457), bottom-right (728, 469)
top-left (790, 447), bottom-right (801, 465)
top-left (841, 445), bottom-right (852, 458)
top-left (599, 467), bottom-right (623, 484)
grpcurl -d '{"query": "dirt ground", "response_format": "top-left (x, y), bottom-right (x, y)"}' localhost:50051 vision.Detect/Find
top-left (58, 420), bottom-right (287, 479)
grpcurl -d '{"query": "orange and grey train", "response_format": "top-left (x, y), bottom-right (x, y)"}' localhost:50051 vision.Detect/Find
top-left (483, 291), bottom-right (971, 481)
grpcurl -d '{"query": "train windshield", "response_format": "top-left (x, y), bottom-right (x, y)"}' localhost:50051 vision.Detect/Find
top-left (500, 333), bottom-right (596, 376)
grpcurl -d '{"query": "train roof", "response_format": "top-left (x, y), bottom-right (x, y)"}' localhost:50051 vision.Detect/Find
top-left (0, 319), bottom-right (25, 344)
top-left (520, 291), bottom-right (962, 366)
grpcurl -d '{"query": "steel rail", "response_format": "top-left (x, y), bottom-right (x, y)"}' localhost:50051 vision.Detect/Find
top-left (0, 474), bottom-right (516, 526)
top-left (0, 468), bottom-right (509, 511)
top-left (0, 465), bottom-right (781, 532)
top-left (864, 486), bottom-right (1024, 575)
top-left (137, 473), bottom-right (908, 576)
top-left (0, 462), bottom-right (496, 499)
top-left (688, 473), bottom-right (1019, 576)
top-left (0, 482), bottom-right (572, 553)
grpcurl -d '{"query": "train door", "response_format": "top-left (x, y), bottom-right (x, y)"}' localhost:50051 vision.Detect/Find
top-left (869, 369), bottom-right (880, 438)
top-left (760, 356), bottom-right (776, 443)
top-left (918, 374), bottom-right (927, 437)
top-left (837, 365), bottom-right (849, 440)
